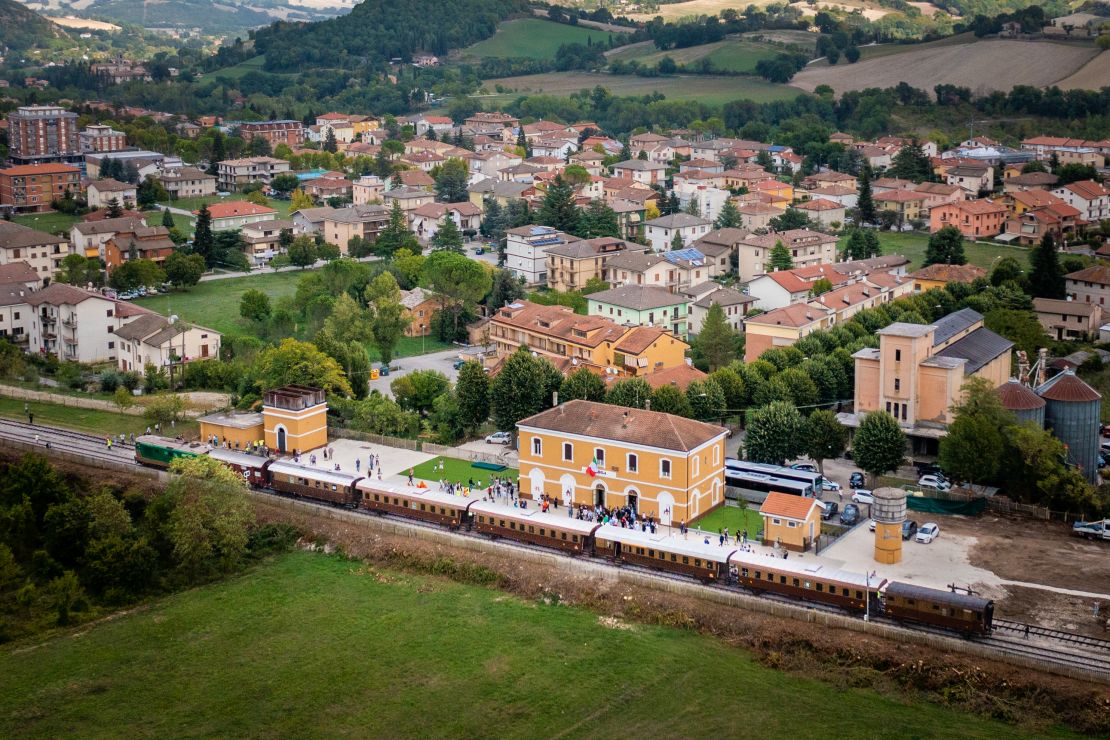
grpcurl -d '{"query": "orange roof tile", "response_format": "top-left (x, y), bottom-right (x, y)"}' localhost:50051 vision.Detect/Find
top-left (760, 491), bottom-right (819, 521)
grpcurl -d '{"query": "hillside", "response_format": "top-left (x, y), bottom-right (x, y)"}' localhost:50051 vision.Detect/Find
top-left (0, 0), bottom-right (67, 51)
top-left (461, 18), bottom-right (621, 60)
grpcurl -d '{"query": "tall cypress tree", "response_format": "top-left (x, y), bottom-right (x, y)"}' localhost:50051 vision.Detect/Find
top-left (1028, 232), bottom-right (1066, 299)
top-left (193, 205), bottom-right (215, 267)
top-left (857, 165), bottom-right (876, 225)
top-left (537, 176), bottom-right (581, 235)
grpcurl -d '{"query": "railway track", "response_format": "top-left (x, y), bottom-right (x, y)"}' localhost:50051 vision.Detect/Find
top-left (2, 422), bottom-right (1109, 679)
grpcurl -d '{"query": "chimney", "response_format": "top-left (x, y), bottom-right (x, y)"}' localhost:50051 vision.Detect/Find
top-left (645, 399), bottom-right (652, 411)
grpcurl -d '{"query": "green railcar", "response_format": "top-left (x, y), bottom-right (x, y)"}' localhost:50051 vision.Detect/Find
top-left (134, 435), bottom-right (206, 469)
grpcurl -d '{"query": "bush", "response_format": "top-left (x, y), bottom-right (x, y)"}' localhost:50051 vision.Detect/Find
top-left (98, 370), bottom-right (120, 393)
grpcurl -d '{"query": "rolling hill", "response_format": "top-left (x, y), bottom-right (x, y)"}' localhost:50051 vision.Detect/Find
top-left (461, 18), bottom-right (621, 60)
top-left (0, 0), bottom-right (68, 51)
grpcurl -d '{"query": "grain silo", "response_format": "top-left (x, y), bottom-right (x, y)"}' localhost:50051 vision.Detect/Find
top-left (996, 378), bottom-right (1046, 428)
top-left (1036, 370), bottom-right (1101, 484)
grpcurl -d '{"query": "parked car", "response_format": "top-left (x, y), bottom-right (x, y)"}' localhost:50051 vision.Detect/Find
top-left (840, 504), bottom-right (861, 526)
top-left (452, 359), bottom-right (465, 370)
top-left (820, 501), bottom-right (839, 521)
top-left (484, 431), bottom-right (512, 445)
top-left (915, 522), bottom-right (940, 543)
top-left (901, 520), bottom-right (919, 540)
top-left (849, 472), bottom-right (865, 489)
top-left (817, 476), bottom-right (840, 492)
top-left (915, 463), bottom-right (947, 480)
top-left (474, 247), bottom-right (484, 255)
top-left (1072, 519), bottom-right (1110, 541)
top-left (790, 462), bottom-right (817, 473)
top-left (917, 475), bottom-right (951, 491)
top-left (851, 489), bottom-right (874, 505)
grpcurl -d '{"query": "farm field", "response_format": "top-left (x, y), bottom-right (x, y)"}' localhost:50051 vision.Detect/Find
top-left (792, 39), bottom-right (1101, 95)
top-left (461, 18), bottom-right (622, 60)
top-left (207, 55), bottom-right (292, 80)
top-left (0, 550), bottom-right (1063, 738)
top-left (1056, 50), bottom-right (1110, 90)
top-left (837, 231), bottom-right (1030, 271)
top-left (482, 70), bottom-right (801, 104)
top-left (608, 37), bottom-right (780, 73)
top-left (854, 32), bottom-right (977, 61)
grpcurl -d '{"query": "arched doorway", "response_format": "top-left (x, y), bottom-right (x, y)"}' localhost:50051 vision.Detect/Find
top-left (276, 426), bottom-right (287, 454)
top-left (594, 482), bottom-right (606, 507)
top-left (529, 468), bottom-right (545, 499)
top-left (626, 489), bottom-right (638, 516)
top-left (657, 491), bottom-right (675, 526)
top-left (559, 474), bottom-right (576, 507)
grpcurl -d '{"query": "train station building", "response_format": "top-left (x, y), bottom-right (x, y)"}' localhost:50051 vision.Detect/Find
top-left (515, 400), bottom-right (728, 525)
top-left (199, 385), bottom-right (328, 454)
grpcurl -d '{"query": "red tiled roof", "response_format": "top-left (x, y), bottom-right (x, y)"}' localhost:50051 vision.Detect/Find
top-left (199, 201), bottom-right (276, 218)
top-left (0, 163), bottom-right (80, 176)
top-left (518, 399), bottom-right (726, 452)
top-left (760, 491), bottom-right (818, 521)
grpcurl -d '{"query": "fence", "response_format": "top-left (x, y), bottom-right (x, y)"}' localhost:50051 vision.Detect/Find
top-left (422, 442), bottom-right (518, 467)
top-left (330, 427), bottom-right (420, 450)
top-left (0, 383), bottom-right (146, 416)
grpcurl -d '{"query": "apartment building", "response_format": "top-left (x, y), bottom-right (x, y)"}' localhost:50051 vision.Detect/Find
top-left (237, 120), bottom-right (305, 148)
top-left (1032, 298), bottom-right (1102, 341)
top-left (1066, 265), bottom-right (1110, 308)
top-left (0, 220), bottom-right (72, 285)
top-left (545, 236), bottom-right (647, 293)
top-left (587, 284), bottom-right (691, 339)
top-left (241, 219), bottom-right (293, 264)
top-left (0, 163), bottom-right (82, 213)
top-left (410, 202), bottom-right (482, 242)
top-left (644, 213), bottom-right (712, 252)
top-left (1052, 180), bottom-right (1110, 222)
top-left (505, 225), bottom-right (570, 286)
top-left (86, 178), bottom-right (137, 209)
top-left (735, 229), bottom-right (838, 282)
top-left (25, 283), bottom-right (143, 363)
top-left (0, 262), bottom-right (40, 345)
top-left (6, 105), bottom-right (80, 165)
top-left (203, 201), bottom-right (277, 231)
top-left (216, 156), bottom-right (291, 191)
top-left (79, 124), bottom-right (128, 154)
top-left (319, 205), bottom-right (392, 251)
top-left (115, 312), bottom-right (221, 372)
top-left (928, 199), bottom-right (1008, 238)
top-left (745, 264), bottom-right (851, 311)
top-left (159, 167), bottom-right (216, 199)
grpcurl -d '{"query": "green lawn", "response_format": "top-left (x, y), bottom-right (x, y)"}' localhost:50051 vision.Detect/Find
top-left (606, 38), bottom-right (778, 73)
top-left (703, 41), bottom-right (780, 72)
top-left (837, 231), bottom-right (1031, 271)
top-left (208, 54), bottom-right (294, 80)
top-left (0, 550), bottom-right (1065, 737)
top-left (0, 397), bottom-right (195, 437)
top-left (482, 70), bottom-right (799, 105)
top-left (410, 455), bottom-right (518, 486)
top-left (463, 18), bottom-right (622, 60)
top-left (132, 270), bottom-right (307, 336)
top-left (691, 502), bottom-right (763, 537)
top-left (13, 211), bottom-right (81, 236)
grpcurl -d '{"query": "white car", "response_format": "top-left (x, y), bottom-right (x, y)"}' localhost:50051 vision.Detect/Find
top-left (851, 489), bottom-right (875, 505)
top-left (484, 431), bottom-right (512, 445)
top-left (915, 522), bottom-right (941, 543)
top-left (817, 476), bottom-right (841, 492)
top-left (917, 475), bottom-right (951, 491)
top-left (868, 519), bottom-right (877, 532)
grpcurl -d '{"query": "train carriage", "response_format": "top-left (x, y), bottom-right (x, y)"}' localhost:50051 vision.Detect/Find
top-left (883, 582), bottom-right (994, 636)
top-left (267, 460), bottom-right (364, 507)
top-left (207, 447), bottom-right (272, 488)
top-left (134, 435), bottom-right (210, 469)
top-left (729, 551), bottom-right (883, 612)
top-left (469, 501), bottom-right (601, 554)
top-left (357, 482), bottom-right (478, 529)
top-left (594, 526), bottom-right (733, 582)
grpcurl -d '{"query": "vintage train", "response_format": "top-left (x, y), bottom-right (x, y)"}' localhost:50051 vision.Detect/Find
top-left (134, 435), bottom-right (994, 636)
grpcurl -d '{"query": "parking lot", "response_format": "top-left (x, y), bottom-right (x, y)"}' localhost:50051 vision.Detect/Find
top-left (366, 348), bottom-right (463, 398)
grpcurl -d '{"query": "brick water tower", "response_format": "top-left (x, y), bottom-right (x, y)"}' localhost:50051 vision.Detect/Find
top-left (872, 487), bottom-right (907, 564)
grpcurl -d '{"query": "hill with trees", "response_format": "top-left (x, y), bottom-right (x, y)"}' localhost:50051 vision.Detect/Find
top-left (0, 0), bottom-right (68, 51)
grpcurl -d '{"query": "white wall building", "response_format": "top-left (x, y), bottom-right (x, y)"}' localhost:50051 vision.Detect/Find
top-left (505, 225), bottom-right (569, 286)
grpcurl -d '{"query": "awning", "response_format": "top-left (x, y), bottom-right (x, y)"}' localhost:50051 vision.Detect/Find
top-left (993, 232), bottom-right (1021, 243)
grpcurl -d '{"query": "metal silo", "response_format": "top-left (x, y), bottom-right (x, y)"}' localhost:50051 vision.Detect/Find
top-left (1036, 370), bottom-right (1102, 484)
top-left (996, 379), bottom-right (1046, 428)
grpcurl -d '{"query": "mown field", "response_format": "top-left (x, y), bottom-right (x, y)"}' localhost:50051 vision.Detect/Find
top-left (482, 70), bottom-right (801, 104)
top-left (842, 231), bottom-right (1031, 271)
top-left (461, 18), bottom-right (622, 60)
top-left (0, 550), bottom-right (1066, 738)
top-left (607, 37), bottom-right (780, 73)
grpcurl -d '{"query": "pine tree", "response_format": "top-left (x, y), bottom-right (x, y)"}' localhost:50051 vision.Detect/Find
top-left (580, 199), bottom-right (621, 239)
top-left (434, 158), bottom-right (469, 203)
top-left (856, 165), bottom-right (876, 225)
top-left (694, 303), bottom-right (738, 371)
top-left (192, 205), bottom-right (215, 267)
top-left (923, 225), bottom-right (966, 266)
top-left (715, 199), bottom-right (742, 229)
top-left (889, 141), bottom-right (932, 183)
top-left (376, 200), bottom-right (419, 257)
top-left (670, 230), bottom-right (685, 250)
top-left (538, 176), bottom-right (581, 234)
top-left (768, 240), bottom-right (793, 270)
top-left (516, 128), bottom-right (529, 157)
top-left (161, 209), bottom-right (175, 230)
top-left (1027, 232), bottom-right (1066, 299)
top-left (106, 197), bottom-right (123, 218)
top-left (430, 218), bottom-right (465, 253)
top-left (480, 197), bottom-right (507, 243)
top-left (323, 128), bottom-right (338, 153)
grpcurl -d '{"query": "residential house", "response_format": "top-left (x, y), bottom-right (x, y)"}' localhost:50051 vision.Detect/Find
top-left (216, 156), bottom-right (291, 192)
top-left (928, 199), bottom-right (1008, 238)
top-left (644, 213), bottom-right (712, 252)
top-left (1005, 188), bottom-right (1065, 218)
top-left (735, 229), bottom-right (839, 283)
top-left (0, 163), bottom-right (82, 213)
top-left (1004, 202), bottom-right (1082, 246)
top-left (606, 198), bottom-right (647, 241)
top-left (908, 263), bottom-right (986, 293)
top-left (1066, 265), bottom-right (1110, 308)
top-left (611, 160), bottom-right (668, 186)
top-left (470, 150), bottom-right (522, 179)
top-left (605, 251), bottom-right (672, 291)
top-left (318, 206), bottom-right (391, 252)
top-left (1003, 172), bottom-right (1059, 193)
top-left (516, 399), bottom-right (727, 523)
top-left (468, 178), bottom-right (534, 209)
top-left (845, 308), bottom-right (1012, 454)
top-left (545, 236), bottom-right (646, 293)
top-left (410, 201), bottom-right (482, 241)
top-left (489, 300), bottom-right (689, 379)
top-left (506, 225), bottom-right (569, 286)
top-left (743, 303), bottom-right (834, 361)
top-left (1052, 180), bottom-right (1110, 222)
top-left (684, 283), bottom-right (755, 334)
top-left (463, 113), bottom-right (519, 136)
top-left (1020, 136), bottom-right (1106, 167)
top-left (795, 198), bottom-right (846, 228)
top-left (302, 176), bottom-right (353, 201)
top-left (115, 312), bottom-right (221, 372)
top-left (237, 120), bottom-right (304, 148)
top-left (25, 283), bottom-right (141, 363)
top-left (71, 217), bottom-right (147, 260)
top-left (641, 364), bottom-right (708, 392)
top-left (400, 287), bottom-right (438, 337)
top-left (587, 285), bottom-right (691, 339)
top-left (806, 184), bottom-right (858, 209)
top-left (352, 175), bottom-right (386, 205)
top-left (946, 165), bottom-right (994, 194)
top-left (102, 225), bottom-right (175, 272)
top-left (0, 262), bottom-right (40, 344)
top-left (85, 178), bottom-right (137, 209)
top-left (874, 189), bottom-right (928, 225)
top-left (911, 182), bottom-right (967, 209)
top-left (159, 167), bottom-right (216, 199)
top-left (201, 201), bottom-right (277, 231)
top-left (0, 222), bottom-right (70, 286)
top-left (735, 203), bottom-right (784, 231)
top-left (530, 134), bottom-right (578, 159)
top-left (1033, 298), bottom-right (1102, 341)
top-left (745, 264), bottom-right (851, 311)
top-left (241, 219), bottom-right (293, 265)
top-left (803, 170), bottom-right (856, 191)
top-left (383, 187), bottom-right (434, 213)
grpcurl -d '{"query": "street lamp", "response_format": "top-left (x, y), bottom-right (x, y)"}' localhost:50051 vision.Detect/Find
top-left (864, 570), bottom-right (877, 621)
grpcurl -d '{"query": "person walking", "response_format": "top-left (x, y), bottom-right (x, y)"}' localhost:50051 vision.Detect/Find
top-left (407, 468), bottom-right (414, 486)
top-left (356, 458), bottom-right (361, 473)
top-left (106, 436), bottom-right (112, 450)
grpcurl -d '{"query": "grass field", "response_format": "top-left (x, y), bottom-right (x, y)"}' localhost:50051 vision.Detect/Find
top-left (0, 397), bottom-right (196, 437)
top-left (0, 550), bottom-right (1063, 737)
top-left (133, 270), bottom-right (306, 336)
top-left (838, 231), bottom-right (1031, 271)
top-left (690, 502), bottom-right (763, 537)
top-left (410, 455), bottom-right (518, 486)
top-left (482, 70), bottom-right (800, 105)
top-left (607, 37), bottom-right (779, 73)
top-left (14, 211), bottom-right (81, 236)
top-left (462, 18), bottom-right (621, 60)
top-left (209, 54), bottom-right (294, 80)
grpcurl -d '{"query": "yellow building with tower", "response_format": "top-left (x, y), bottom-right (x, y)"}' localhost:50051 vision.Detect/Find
top-left (198, 385), bottom-right (328, 455)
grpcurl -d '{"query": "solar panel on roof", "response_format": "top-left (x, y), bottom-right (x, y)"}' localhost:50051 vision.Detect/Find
top-left (529, 226), bottom-right (554, 236)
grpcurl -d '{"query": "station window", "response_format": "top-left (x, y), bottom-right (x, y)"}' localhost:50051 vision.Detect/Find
top-left (595, 448), bottom-right (605, 466)
top-left (562, 442), bottom-right (573, 462)
top-left (532, 437), bottom-right (542, 456)
top-left (627, 453), bottom-right (638, 473)
top-left (787, 521), bottom-right (796, 528)
top-left (660, 459), bottom-right (672, 479)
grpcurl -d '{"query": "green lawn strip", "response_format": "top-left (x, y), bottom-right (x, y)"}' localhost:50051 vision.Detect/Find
top-left (0, 551), bottom-right (1062, 737)
top-left (0, 397), bottom-right (196, 437)
top-left (837, 231), bottom-right (1030, 271)
top-left (690, 503), bottom-right (763, 537)
top-left (133, 271), bottom-right (306, 335)
top-left (409, 455), bottom-right (518, 486)
top-left (13, 212), bottom-right (81, 235)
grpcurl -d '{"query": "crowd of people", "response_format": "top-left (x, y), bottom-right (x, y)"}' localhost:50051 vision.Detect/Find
top-left (574, 503), bottom-right (658, 534)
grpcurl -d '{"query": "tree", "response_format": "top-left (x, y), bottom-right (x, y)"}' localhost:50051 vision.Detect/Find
top-left (686, 378), bottom-right (726, 421)
top-left (391, 370), bottom-right (450, 415)
top-left (605, 377), bottom-right (651, 409)
top-left (852, 411), bottom-right (906, 484)
top-left (489, 269), bottom-right (526, 311)
top-left (161, 210), bottom-right (176, 230)
top-left (744, 401), bottom-right (804, 465)
top-left (434, 158), bottom-right (469, 203)
top-left (55, 254), bottom-right (101, 287)
top-left (375, 201), bottom-right (420, 257)
top-left (287, 235), bottom-right (318, 268)
top-left (455, 361), bottom-right (490, 430)
top-left (651, 384), bottom-right (693, 417)
top-left (429, 218), bottom-right (465, 253)
top-left (193, 205), bottom-right (215, 267)
top-left (559, 367), bottom-right (607, 403)
top-left (323, 128), bottom-right (338, 153)
top-left (421, 250), bottom-right (491, 339)
top-left (709, 367), bottom-right (744, 410)
top-left (109, 259), bottom-right (165, 291)
top-left (803, 410), bottom-right (848, 476)
top-left (694, 303), bottom-right (738, 371)
top-left (270, 172), bottom-right (299, 194)
top-left (939, 377), bottom-right (1011, 490)
top-left (715, 199), bottom-right (742, 229)
top-left (113, 386), bottom-right (135, 414)
top-left (143, 394), bottom-right (184, 426)
top-left (768, 240), bottom-right (793, 271)
top-left (166, 456), bottom-right (255, 575)
top-left (537, 176), bottom-right (581, 235)
top-left (239, 288), bottom-right (271, 322)
top-left (889, 141), bottom-right (932, 183)
top-left (137, 175), bottom-right (168, 208)
top-left (255, 338), bottom-right (352, 396)
top-left (1027, 232), bottom-right (1065, 299)
top-left (322, 293), bottom-right (372, 346)
top-left (923, 226), bottom-right (966, 266)
top-left (990, 256), bottom-right (1026, 288)
top-left (164, 251), bottom-right (205, 288)
top-left (1055, 163), bottom-right (1099, 185)
top-left (856, 166), bottom-right (876, 225)
top-left (290, 188), bottom-right (314, 211)
top-left (579, 199), bottom-right (621, 239)
top-left (984, 309), bottom-right (1050, 358)
top-left (106, 197), bottom-right (124, 218)
top-left (490, 348), bottom-right (561, 432)
top-left (670, 230), bottom-right (685, 250)
top-left (481, 197), bottom-right (508, 245)
top-left (245, 190), bottom-right (270, 207)
top-left (365, 272), bottom-right (409, 366)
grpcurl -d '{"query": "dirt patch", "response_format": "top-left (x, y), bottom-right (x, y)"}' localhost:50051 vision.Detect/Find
top-left (1056, 50), bottom-right (1110, 91)
top-left (253, 499), bottom-right (1110, 734)
top-left (598, 615), bottom-right (637, 631)
top-left (999, 585), bottom-right (1110, 638)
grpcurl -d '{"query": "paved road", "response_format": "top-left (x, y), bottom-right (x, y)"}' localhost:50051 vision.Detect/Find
top-left (367, 347), bottom-right (464, 398)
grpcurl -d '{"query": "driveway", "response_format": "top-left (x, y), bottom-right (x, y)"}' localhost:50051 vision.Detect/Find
top-left (368, 347), bottom-right (463, 398)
